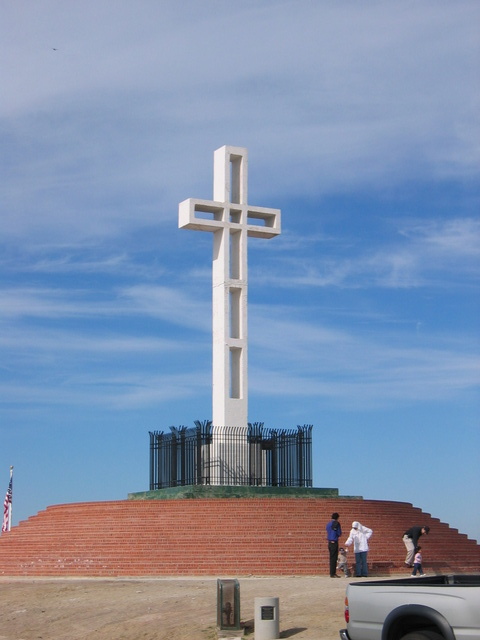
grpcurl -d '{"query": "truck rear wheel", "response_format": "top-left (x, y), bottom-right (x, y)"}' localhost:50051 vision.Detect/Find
top-left (400, 632), bottom-right (443, 640)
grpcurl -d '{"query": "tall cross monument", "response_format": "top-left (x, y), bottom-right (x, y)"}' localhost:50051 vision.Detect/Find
top-left (179, 146), bottom-right (281, 481)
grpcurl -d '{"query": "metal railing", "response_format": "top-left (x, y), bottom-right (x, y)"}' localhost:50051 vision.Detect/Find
top-left (149, 421), bottom-right (313, 489)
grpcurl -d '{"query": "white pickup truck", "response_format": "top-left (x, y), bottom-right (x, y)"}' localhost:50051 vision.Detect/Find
top-left (339, 574), bottom-right (480, 640)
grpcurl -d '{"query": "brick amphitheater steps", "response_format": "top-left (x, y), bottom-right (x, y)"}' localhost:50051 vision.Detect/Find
top-left (0, 498), bottom-right (479, 577)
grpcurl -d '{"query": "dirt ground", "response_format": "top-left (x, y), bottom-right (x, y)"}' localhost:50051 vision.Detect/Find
top-left (0, 575), bottom-right (357, 640)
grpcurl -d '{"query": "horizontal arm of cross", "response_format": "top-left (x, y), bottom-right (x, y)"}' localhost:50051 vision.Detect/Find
top-left (179, 198), bottom-right (281, 239)
top-left (246, 206), bottom-right (281, 239)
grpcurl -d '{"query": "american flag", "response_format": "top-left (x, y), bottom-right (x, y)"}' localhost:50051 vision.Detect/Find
top-left (2, 475), bottom-right (12, 533)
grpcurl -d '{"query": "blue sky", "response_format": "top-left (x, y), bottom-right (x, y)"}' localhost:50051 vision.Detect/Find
top-left (1, 1), bottom-right (479, 543)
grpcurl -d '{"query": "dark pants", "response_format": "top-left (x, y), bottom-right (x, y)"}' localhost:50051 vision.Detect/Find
top-left (328, 540), bottom-right (339, 576)
top-left (355, 551), bottom-right (368, 577)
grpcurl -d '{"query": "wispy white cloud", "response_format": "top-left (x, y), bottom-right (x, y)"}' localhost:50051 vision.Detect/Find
top-left (249, 323), bottom-right (480, 408)
top-left (119, 285), bottom-right (211, 332)
top-left (400, 218), bottom-right (480, 259)
top-left (2, 305), bottom-right (477, 411)
top-left (0, 371), bottom-right (210, 410)
top-left (255, 217), bottom-right (480, 290)
top-left (371, 217), bottom-right (480, 287)
top-left (0, 284), bottom-right (211, 330)
top-left (0, 326), bottom-right (188, 355)
top-left (2, 2), bottom-right (479, 245)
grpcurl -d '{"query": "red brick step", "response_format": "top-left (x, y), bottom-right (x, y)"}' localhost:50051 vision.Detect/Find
top-left (0, 498), bottom-right (478, 576)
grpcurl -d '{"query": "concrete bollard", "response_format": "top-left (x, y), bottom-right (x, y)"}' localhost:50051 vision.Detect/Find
top-left (254, 596), bottom-right (280, 640)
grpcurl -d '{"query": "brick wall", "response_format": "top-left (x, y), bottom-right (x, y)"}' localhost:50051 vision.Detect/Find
top-left (0, 498), bottom-right (478, 576)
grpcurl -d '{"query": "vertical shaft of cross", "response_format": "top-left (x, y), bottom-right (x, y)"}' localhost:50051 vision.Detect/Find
top-left (212, 147), bottom-right (248, 428)
top-left (179, 145), bottom-right (281, 435)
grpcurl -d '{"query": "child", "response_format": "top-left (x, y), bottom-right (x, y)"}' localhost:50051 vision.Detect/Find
top-left (411, 546), bottom-right (426, 576)
top-left (337, 547), bottom-right (349, 577)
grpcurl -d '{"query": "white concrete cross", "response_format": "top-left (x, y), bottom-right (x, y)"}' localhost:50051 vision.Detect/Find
top-left (179, 146), bottom-right (281, 434)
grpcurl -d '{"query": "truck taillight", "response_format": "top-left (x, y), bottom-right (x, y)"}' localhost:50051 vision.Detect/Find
top-left (344, 596), bottom-right (349, 623)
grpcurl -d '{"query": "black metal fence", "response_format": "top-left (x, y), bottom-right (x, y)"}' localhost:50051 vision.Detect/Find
top-left (149, 421), bottom-right (313, 489)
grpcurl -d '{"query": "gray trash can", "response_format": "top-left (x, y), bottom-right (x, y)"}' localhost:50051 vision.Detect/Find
top-left (254, 596), bottom-right (279, 640)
